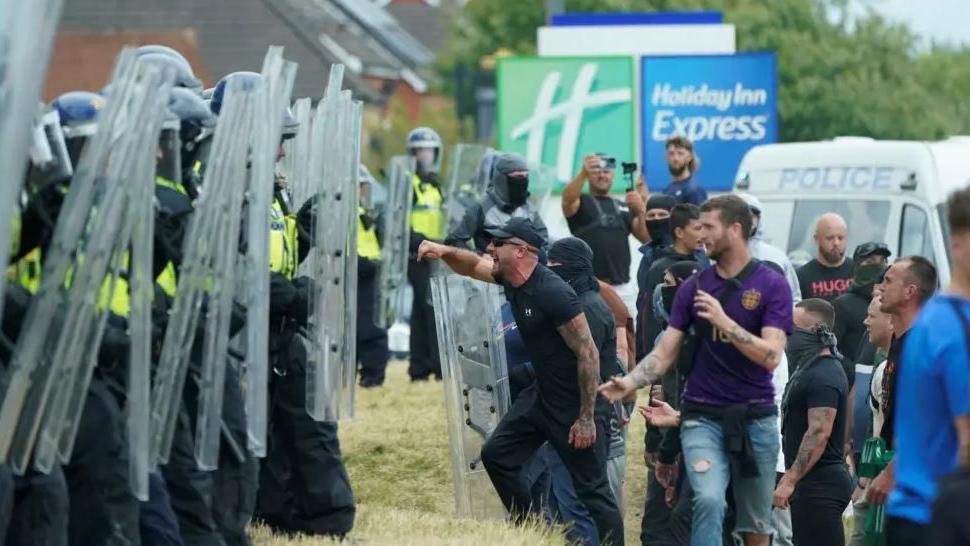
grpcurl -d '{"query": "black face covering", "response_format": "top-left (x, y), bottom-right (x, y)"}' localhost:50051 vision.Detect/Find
top-left (786, 325), bottom-right (840, 373)
top-left (646, 218), bottom-right (670, 243)
top-left (660, 285), bottom-right (678, 315)
top-left (547, 237), bottom-right (598, 295)
top-left (506, 174), bottom-right (529, 207)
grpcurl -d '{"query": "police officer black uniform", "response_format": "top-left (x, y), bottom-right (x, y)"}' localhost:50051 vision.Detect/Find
top-left (356, 167), bottom-right (389, 387)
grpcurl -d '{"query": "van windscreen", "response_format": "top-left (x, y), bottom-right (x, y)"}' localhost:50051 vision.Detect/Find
top-left (786, 200), bottom-right (891, 267)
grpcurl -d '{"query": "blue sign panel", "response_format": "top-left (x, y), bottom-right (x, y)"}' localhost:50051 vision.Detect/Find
top-left (551, 12), bottom-right (722, 26)
top-left (641, 53), bottom-right (778, 193)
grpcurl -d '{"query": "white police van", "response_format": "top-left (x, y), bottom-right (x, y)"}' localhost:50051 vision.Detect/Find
top-left (734, 137), bottom-right (970, 285)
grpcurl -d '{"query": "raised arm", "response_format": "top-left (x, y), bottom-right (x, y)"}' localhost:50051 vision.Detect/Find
top-left (416, 240), bottom-right (494, 284)
top-left (562, 155), bottom-right (595, 218)
top-left (774, 406), bottom-right (837, 508)
top-left (556, 313), bottom-right (600, 449)
top-left (598, 326), bottom-right (685, 402)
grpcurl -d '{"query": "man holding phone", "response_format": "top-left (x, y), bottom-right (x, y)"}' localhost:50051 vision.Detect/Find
top-left (563, 153), bottom-right (649, 319)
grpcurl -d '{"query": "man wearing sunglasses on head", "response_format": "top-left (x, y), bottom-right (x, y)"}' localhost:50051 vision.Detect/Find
top-left (417, 217), bottom-right (625, 545)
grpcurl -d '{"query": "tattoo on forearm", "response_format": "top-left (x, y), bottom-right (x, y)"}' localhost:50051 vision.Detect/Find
top-left (629, 354), bottom-right (662, 388)
top-left (558, 318), bottom-right (600, 419)
top-left (727, 324), bottom-right (754, 345)
top-left (790, 407), bottom-right (836, 478)
top-left (762, 349), bottom-right (778, 366)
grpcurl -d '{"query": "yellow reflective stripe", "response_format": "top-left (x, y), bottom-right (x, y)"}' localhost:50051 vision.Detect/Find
top-left (7, 248), bottom-right (42, 295)
top-left (155, 176), bottom-right (187, 195)
top-left (269, 199), bottom-right (298, 279)
top-left (156, 262), bottom-right (178, 298)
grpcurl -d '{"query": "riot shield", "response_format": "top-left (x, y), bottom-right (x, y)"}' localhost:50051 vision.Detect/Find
top-left (285, 97), bottom-right (314, 210)
top-left (32, 60), bottom-right (174, 494)
top-left (376, 155), bottom-right (414, 328)
top-left (0, 50), bottom-right (173, 485)
top-left (0, 0), bottom-right (64, 320)
top-left (443, 144), bottom-right (492, 234)
top-left (431, 274), bottom-right (510, 520)
top-left (238, 47), bottom-right (297, 460)
top-left (304, 66), bottom-right (361, 422)
top-left (149, 72), bottom-right (256, 469)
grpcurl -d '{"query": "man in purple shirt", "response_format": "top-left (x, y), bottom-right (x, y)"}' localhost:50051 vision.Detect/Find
top-left (601, 195), bottom-right (792, 546)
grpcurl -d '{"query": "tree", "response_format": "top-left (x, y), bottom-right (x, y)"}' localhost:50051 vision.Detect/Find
top-left (437, 0), bottom-right (970, 142)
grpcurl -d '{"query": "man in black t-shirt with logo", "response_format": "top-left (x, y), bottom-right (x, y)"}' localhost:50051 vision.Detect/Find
top-left (774, 299), bottom-right (852, 546)
top-left (563, 153), bottom-right (648, 318)
top-left (797, 213), bottom-right (854, 301)
top-left (417, 217), bottom-right (625, 545)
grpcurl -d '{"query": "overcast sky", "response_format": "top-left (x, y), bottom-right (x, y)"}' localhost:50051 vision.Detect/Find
top-left (863, 0), bottom-right (970, 47)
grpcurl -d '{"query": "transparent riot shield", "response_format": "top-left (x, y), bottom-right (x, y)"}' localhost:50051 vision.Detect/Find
top-left (431, 274), bottom-right (510, 520)
top-left (0, 50), bottom-right (172, 478)
top-left (443, 144), bottom-right (492, 234)
top-left (304, 66), bottom-right (361, 422)
top-left (0, 0), bottom-right (64, 320)
top-left (285, 97), bottom-right (313, 210)
top-left (31, 61), bottom-right (174, 495)
top-left (149, 74), bottom-right (256, 469)
top-left (528, 162), bottom-right (559, 214)
top-left (376, 155), bottom-right (414, 328)
top-left (239, 47), bottom-right (298, 460)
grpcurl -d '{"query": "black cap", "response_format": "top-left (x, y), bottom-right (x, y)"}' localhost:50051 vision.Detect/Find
top-left (486, 217), bottom-right (547, 249)
top-left (853, 242), bottom-right (892, 262)
top-left (646, 194), bottom-right (677, 212)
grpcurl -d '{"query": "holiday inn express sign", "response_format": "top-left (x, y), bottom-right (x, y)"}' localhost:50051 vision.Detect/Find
top-left (497, 57), bottom-right (636, 189)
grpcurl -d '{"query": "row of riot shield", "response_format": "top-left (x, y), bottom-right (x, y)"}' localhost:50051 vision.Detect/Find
top-left (377, 155), bottom-right (415, 328)
top-left (303, 65), bottom-right (362, 423)
top-left (430, 274), bottom-right (511, 521)
top-left (0, 49), bottom-right (175, 501)
top-left (0, 0), bottom-right (65, 319)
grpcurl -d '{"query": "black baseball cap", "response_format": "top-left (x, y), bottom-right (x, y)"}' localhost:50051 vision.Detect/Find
top-left (485, 217), bottom-right (547, 249)
top-left (853, 242), bottom-right (892, 262)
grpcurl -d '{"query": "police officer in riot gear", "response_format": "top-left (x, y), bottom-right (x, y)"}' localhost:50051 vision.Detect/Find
top-left (233, 71), bottom-right (356, 537)
top-left (356, 165), bottom-right (390, 387)
top-left (444, 152), bottom-right (549, 252)
top-left (405, 127), bottom-right (445, 381)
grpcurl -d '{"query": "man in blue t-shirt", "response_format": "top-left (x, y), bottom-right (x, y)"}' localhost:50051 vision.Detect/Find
top-left (886, 187), bottom-right (970, 546)
top-left (661, 136), bottom-right (707, 206)
top-left (600, 195), bottom-right (792, 546)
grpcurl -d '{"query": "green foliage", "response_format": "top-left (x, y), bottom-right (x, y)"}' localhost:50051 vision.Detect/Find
top-left (438, 0), bottom-right (970, 142)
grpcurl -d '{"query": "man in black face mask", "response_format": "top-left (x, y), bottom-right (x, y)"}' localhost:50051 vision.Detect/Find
top-left (444, 152), bottom-right (548, 252)
top-left (775, 299), bottom-right (852, 546)
top-left (833, 242), bottom-right (891, 366)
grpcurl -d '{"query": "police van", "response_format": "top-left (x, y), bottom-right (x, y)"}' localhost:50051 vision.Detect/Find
top-left (734, 137), bottom-right (970, 285)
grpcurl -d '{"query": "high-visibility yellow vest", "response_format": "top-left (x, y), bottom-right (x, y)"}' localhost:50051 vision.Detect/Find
top-left (410, 174), bottom-right (444, 241)
top-left (269, 198), bottom-right (298, 279)
top-left (357, 207), bottom-right (381, 260)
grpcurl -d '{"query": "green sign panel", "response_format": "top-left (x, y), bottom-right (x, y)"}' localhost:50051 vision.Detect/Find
top-left (497, 56), bottom-right (636, 192)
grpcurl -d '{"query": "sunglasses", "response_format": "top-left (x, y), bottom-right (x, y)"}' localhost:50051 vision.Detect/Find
top-left (492, 239), bottom-right (537, 252)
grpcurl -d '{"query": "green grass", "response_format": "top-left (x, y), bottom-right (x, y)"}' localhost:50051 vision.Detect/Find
top-left (253, 360), bottom-right (650, 545)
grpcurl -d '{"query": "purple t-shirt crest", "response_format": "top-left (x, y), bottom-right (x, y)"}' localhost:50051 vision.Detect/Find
top-left (669, 263), bottom-right (793, 407)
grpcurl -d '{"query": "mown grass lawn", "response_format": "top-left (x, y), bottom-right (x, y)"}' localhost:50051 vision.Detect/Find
top-left (253, 360), bottom-right (650, 545)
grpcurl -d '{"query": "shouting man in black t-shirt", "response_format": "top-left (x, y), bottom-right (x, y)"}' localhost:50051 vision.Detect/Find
top-left (417, 217), bottom-right (625, 545)
top-left (796, 213), bottom-right (854, 301)
top-left (774, 299), bottom-right (852, 546)
top-left (563, 153), bottom-right (648, 319)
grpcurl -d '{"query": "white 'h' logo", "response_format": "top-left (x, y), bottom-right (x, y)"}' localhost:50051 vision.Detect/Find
top-left (509, 63), bottom-right (631, 181)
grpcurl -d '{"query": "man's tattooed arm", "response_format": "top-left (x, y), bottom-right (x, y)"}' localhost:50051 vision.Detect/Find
top-left (557, 314), bottom-right (600, 420)
top-left (717, 319), bottom-right (786, 371)
top-left (784, 406), bottom-right (837, 484)
top-left (627, 327), bottom-right (685, 388)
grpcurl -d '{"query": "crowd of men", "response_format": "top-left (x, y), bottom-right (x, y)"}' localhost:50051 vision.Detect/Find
top-left (416, 134), bottom-right (970, 546)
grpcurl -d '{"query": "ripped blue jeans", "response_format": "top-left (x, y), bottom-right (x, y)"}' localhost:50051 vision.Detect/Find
top-left (680, 416), bottom-right (779, 546)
